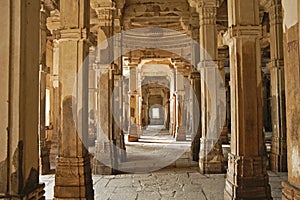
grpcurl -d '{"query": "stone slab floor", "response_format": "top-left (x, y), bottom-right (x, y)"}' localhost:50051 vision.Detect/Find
top-left (41, 167), bottom-right (287, 200)
top-left (42, 127), bottom-right (287, 199)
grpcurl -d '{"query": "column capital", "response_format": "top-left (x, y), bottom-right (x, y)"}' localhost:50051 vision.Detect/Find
top-left (46, 9), bottom-right (60, 35)
top-left (196, 0), bottom-right (218, 25)
top-left (266, 0), bottom-right (283, 25)
top-left (91, 0), bottom-right (115, 27)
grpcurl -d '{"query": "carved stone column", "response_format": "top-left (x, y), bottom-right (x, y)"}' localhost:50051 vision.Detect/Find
top-left (169, 69), bottom-right (177, 136)
top-left (197, 0), bottom-right (225, 174)
top-left (266, 0), bottom-right (287, 172)
top-left (54, 1), bottom-right (94, 199)
top-left (184, 75), bottom-right (191, 133)
top-left (92, 1), bottom-right (117, 175)
top-left (50, 39), bottom-right (60, 169)
top-left (190, 72), bottom-right (201, 161)
top-left (175, 68), bottom-right (187, 141)
top-left (113, 73), bottom-right (126, 165)
top-left (39, 1), bottom-right (51, 175)
top-left (128, 65), bottom-right (141, 142)
top-left (218, 49), bottom-right (229, 144)
top-left (0, 0), bottom-right (44, 198)
top-left (46, 8), bottom-right (61, 170)
top-left (281, 1), bottom-right (300, 198)
top-left (224, 0), bottom-right (272, 199)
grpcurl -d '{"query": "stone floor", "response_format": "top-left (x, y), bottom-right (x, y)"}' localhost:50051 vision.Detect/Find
top-left (42, 126), bottom-right (287, 199)
top-left (41, 167), bottom-right (287, 200)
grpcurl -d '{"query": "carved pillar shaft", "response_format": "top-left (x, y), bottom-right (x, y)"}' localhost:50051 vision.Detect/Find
top-left (0, 0), bottom-right (44, 198)
top-left (54, 0), bottom-right (94, 199)
top-left (224, 0), bottom-right (272, 199)
top-left (190, 72), bottom-right (201, 161)
top-left (198, 0), bottom-right (225, 174)
top-left (128, 65), bottom-right (140, 141)
top-left (50, 39), bottom-right (60, 169)
top-left (175, 69), bottom-right (186, 141)
top-left (39, 1), bottom-right (51, 175)
top-left (169, 69), bottom-right (176, 136)
top-left (267, 0), bottom-right (287, 172)
top-left (92, 2), bottom-right (117, 175)
top-left (218, 53), bottom-right (229, 144)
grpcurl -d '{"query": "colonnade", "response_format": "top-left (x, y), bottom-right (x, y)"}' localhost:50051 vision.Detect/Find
top-left (0, 0), bottom-right (299, 199)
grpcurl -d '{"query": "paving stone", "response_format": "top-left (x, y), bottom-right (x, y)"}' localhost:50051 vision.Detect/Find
top-left (137, 191), bottom-right (161, 200)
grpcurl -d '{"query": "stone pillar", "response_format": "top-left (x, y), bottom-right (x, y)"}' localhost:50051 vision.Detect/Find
top-left (184, 76), bottom-right (191, 134)
top-left (281, 1), bottom-right (300, 198)
top-left (92, 1), bottom-right (117, 175)
top-left (164, 93), bottom-right (170, 130)
top-left (197, 0), bottom-right (225, 174)
top-left (224, 0), bottom-right (272, 199)
top-left (0, 0), bottom-right (44, 198)
top-left (39, 1), bottom-right (51, 175)
top-left (46, 9), bottom-right (61, 170)
top-left (137, 68), bottom-right (143, 134)
top-left (218, 49), bottom-right (229, 144)
top-left (54, 0), bottom-right (94, 199)
top-left (175, 68), bottom-right (186, 141)
top-left (266, 0), bottom-right (287, 172)
top-left (128, 65), bottom-right (141, 142)
top-left (123, 77), bottom-right (129, 132)
top-left (88, 48), bottom-right (97, 148)
top-left (50, 39), bottom-right (60, 169)
top-left (169, 69), bottom-right (177, 136)
top-left (112, 73), bottom-right (124, 165)
top-left (190, 72), bottom-right (201, 161)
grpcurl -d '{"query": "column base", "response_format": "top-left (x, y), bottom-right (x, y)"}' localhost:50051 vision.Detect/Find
top-left (0, 184), bottom-right (45, 200)
top-left (224, 154), bottom-right (272, 200)
top-left (282, 181), bottom-right (300, 200)
top-left (54, 157), bottom-right (94, 200)
top-left (40, 145), bottom-right (51, 174)
top-left (176, 126), bottom-right (186, 141)
top-left (93, 140), bottom-right (114, 175)
top-left (269, 152), bottom-right (287, 172)
top-left (128, 125), bottom-right (140, 142)
top-left (93, 159), bottom-right (114, 175)
top-left (220, 126), bottom-right (229, 144)
top-left (191, 137), bottom-right (200, 161)
top-left (169, 122), bottom-right (176, 136)
top-left (270, 136), bottom-right (287, 172)
top-left (199, 138), bottom-right (225, 174)
top-left (199, 159), bottom-right (225, 174)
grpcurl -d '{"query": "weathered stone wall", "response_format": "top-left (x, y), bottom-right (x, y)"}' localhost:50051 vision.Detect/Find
top-left (282, 0), bottom-right (300, 199)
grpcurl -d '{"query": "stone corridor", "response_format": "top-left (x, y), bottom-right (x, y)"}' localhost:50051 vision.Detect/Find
top-left (1, 0), bottom-right (300, 199)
